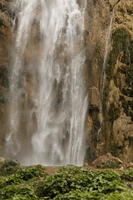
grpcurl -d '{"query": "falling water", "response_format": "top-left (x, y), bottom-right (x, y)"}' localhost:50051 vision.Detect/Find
top-left (100, 9), bottom-right (114, 118)
top-left (6, 0), bottom-right (88, 166)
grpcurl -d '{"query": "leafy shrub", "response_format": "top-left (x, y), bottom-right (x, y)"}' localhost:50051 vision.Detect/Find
top-left (53, 190), bottom-right (133, 200)
top-left (36, 167), bottom-right (126, 199)
top-left (36, 167), bottom-right (95, 198)
top-left (0, 159), bottom-right (19, 176)
top-left (14, 166), bottom-right (45, 181)
top-left (0, 185), bottom-right (38, 200)
top-left (105, 191), bottom-right (133, 200)
top-left (0, 166), bottom-right (19, 177)
top-left (95, 170), bottom-right (120, 181)
top-left (89, 170), bottom-right (124, 194)
top-left (0, 166), bottom-right (132, 200)
top-left (0, 177), bottom-right (7, 189)
top-left (54, 190), bottom-right (104, 200)
top-left (121, 170), bottom-right (133, 181)
top-left (98, 161), bottom-right (121, 169)
top-left (0, 166), bottom-right (46, 188)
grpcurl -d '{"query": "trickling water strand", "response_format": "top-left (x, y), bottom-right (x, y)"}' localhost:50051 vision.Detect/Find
top-left (100, 10), bottom-right (114, 119)
top-left (7, 0), bottom-right (88, 166)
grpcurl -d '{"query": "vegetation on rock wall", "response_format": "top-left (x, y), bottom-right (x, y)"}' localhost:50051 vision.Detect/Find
top-left (102, 26), bottom-right (133, 157)
top-left (99, 0), bottom-right (133, 162)
top-left (85, 0), bottom-right (133, 164)
top-left (104, 27), bottom-right (132, 122)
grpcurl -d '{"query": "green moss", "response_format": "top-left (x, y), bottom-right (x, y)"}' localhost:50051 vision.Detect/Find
top-left (103, 27), bottom-right (133, 124)
top-left (106, 28), bottom-right (131, 81)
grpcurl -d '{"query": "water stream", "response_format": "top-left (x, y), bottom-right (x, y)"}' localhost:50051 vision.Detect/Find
top-left (100, 9), bottom-right (114, 120)
top-left (6, 0), bottom-right (88, 166)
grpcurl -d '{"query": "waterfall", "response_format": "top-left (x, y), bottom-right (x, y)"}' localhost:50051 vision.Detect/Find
top-left (6, 0), bottom-right (88, 166)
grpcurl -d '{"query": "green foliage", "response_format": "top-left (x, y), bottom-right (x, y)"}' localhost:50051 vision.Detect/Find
top-left (0, 185), bottom-right (38, 200)
top-left (53, 190), bottom-right (133, 200)
top-left (55, 190), bottom-right (133, 200)
top-left (0, 165), bottom-right (18, 176)
top-left (95, 170), bottom-right (120, 181)
top-left (105, 191), bottom-right (133, 200)
top-left (89, 170), bottom-right (123, 194)
top-left (54, 190), bottom-right (104, 200)
top-left (0, 166), bottom-right (132, 200)
top-left (36, 167), bottom-right (95, 198)
top-left (36, 167), bottom-right (127, 199)
top-left (121, 169), bottom-right (133, 181)
top-left (0, 166), bottom-right (46, 188)
top-left (0, 161), bottom-right (19, 176)
top-left (97, 161), bottom-right (121, 169)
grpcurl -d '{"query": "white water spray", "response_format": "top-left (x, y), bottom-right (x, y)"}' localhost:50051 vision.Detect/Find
top-left (7, 0), bottom-right (88, 166)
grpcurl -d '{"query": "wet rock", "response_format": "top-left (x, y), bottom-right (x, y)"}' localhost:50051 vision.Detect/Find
top-left (0, 157), bottom-right (20, 167)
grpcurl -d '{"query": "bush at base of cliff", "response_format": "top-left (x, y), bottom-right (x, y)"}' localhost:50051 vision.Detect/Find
top-left (121, 169), bottom-right (133, 181)
top-left (35, 167), bottom-right (127, 199)
top-left (0, 166), bottom-right (46, 189)
top-left (0, 185), bottom-right (38, 200)
top-left (0, 166), bottom-right (133, 200)
top-left (55, 190), bottom-right (133, 200)
top-left (36, 167), bottom-right (95, 198)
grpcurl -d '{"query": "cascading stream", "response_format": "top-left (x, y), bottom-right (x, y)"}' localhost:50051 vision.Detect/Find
top-left (6, 0), bottom-right (88, 166)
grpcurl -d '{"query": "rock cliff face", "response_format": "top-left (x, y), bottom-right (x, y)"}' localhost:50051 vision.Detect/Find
top-left (0, 0), bottom-right (132, 163)
top-left (0, 0), bottom-right (14, 153)
top-left (86, 0), bottom-right (133, 163)
top-left (100, 0), bottom-right (133, 162)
